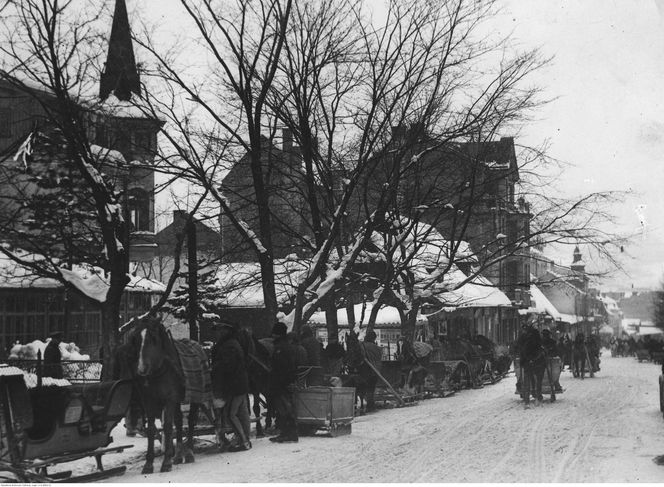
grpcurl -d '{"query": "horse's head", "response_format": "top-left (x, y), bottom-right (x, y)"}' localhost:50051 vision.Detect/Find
top-left (135, 315), bottom-right (170, 377)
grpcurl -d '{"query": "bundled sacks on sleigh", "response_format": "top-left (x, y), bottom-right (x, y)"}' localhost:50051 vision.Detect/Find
top-left (9, 339), bottom-right (90, 361)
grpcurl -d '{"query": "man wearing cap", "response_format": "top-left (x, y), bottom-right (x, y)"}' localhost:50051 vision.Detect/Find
top-left (210, 323), bottom-right (251, 451)
top-left (43, 331), bottom-right (64, 379)
top-left (269, 322), bottom-right (299, 443)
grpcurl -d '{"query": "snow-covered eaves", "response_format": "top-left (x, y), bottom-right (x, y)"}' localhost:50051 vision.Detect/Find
top-left (518, 284), bottom-right (584, 324)
top-left (213, 257), bottom-right (310, 308)
top-left (307, 302), bottom-right (427, 328)
top-left (434, 269), bottom-right (512, 311)
top-left (0, 249), bottom-right (165, 299)
top-left (621, 318), bottom-right (662, 336)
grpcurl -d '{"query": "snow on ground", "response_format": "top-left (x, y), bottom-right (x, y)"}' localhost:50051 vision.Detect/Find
top-left (57, 354), bottom-right (664, 482)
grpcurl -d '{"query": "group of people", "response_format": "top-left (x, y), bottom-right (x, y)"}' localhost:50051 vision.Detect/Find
top-left (553, 333), bottom-right (600, 378)
top-left (609, 334), bottom-right (663, 358)
top-left (208, 322), bottom-right (383, 449)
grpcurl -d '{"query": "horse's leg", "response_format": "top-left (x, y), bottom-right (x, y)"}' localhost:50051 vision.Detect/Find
top-left (580, 355), bottom-right (586, 380)
top-left (142, 413), bottom-right (156, 474)
top-left (160, 403), bottom-right (175, 473)
top-left (173, 405), bottom-right (184, 465)
top-left (180, 403), bottom-right (196, 463)
top-left (536, 366), bottom-right (544, 404)
top-left (254, 393), bottom-right (264, 438)
top-left (522, 367), bottom-right (531, 407)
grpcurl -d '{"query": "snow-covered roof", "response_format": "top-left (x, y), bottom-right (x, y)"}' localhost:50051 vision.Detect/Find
top-left (598, 295), bottom-right (621, 315)
top-left (437, 271), bottom-right (512, 311)
top-left (307, 302), bottom-right (427, 328)
top-left (0, 247), bottom-right (165, 298)
top-left (213, 258), bottom-right (310, 308)
top-left (90, 144), bottom-right (127, 167)
top-left (621, 318), bottom-right (662, 336)
top-left (518, 284), bottom-right (584, 324)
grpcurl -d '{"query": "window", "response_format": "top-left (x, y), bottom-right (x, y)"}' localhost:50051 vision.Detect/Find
top-left (128, 188), bottom-right (151, 231)
top-left (134, 132), bottom-right (152, 152)
top-left (0, 109), bottom-right (13, 138)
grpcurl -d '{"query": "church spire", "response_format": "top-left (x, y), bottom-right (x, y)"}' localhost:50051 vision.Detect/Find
top-left (99, 0), bottom-right (141, 101)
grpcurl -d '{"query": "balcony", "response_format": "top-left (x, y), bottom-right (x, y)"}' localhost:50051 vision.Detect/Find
top-left (129, 231), bottom-right (157, 262)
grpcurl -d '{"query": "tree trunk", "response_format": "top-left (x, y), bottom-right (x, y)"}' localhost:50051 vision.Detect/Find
top-left (100, 300), bottom-right (121, 381)
top-left (249, 145), bottom-right (278, 337)
top-left (401, 303), bottom-right (420, 343)
top-left (324, 291), bottom-right (339, 343)
top-left (187, 219), bottom-right (199, 341)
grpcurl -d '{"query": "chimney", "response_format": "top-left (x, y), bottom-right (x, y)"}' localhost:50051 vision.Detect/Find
top-left (173, 209), bottom-right (187, 231)
top-left (282, 128), bottom-right (293, 153)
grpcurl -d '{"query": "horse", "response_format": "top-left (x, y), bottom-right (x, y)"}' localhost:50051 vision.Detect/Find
top-left (572, 335), bottom-right (587, 379)
top-left (129, 315), bottom-right (217, 474)
top-left (396, 339), bottom-right (431, 394)
top-left (517, 327), bottom-right (549, 407)
top-left (237, 329), bottom-right (274, 438)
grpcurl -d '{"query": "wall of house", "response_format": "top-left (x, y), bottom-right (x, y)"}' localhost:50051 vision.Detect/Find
top-left (0, 288), bottom-right (157, 358)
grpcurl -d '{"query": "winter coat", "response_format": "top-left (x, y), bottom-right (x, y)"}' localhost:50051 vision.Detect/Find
top-left (300, 336), bottom-right (322, 366)
top-left (211, 337), bottom-right (249, 399)
top-left (294, 344), bottom-right (308, 367)
top-left (43, 340), bottom-right (63, 379)
top-left (542, 336), bottom-right (558, 357)
top-left (270, 337), bottom-right (297, 394)
top-left (362, 341), bottom-right (383, 372)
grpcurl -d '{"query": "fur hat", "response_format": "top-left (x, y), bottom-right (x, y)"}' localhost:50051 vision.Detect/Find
top-left (272, 322), bottom-right (288, 337)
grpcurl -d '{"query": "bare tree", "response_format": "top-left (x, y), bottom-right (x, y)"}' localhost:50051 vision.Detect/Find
top-left (0, 1), bottom-right (131, 375)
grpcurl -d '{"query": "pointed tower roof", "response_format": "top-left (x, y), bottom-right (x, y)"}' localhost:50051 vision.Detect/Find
top-left (571, 245), bottom-right (586, 273)
top-left (99, 0), bottom-right (141, 101)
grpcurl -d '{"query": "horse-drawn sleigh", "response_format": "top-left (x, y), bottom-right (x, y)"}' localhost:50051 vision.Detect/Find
top-left (0, 364), bottom-right (133, 482)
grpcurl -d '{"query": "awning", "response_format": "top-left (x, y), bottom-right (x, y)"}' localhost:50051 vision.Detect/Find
top-left (307, 302), bottom-right (426, 328)
top-left (438, 272), bottom-right (512, 311)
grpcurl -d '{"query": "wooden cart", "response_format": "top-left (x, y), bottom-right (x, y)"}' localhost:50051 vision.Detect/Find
top-left (294, 386), bottom-right (355, 437)
top-left (514, 356), bottom-right (563, 396)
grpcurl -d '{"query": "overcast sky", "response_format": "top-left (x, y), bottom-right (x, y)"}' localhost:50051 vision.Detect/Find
top-left (488, 0), bottom-right (664, 290)
top-left (140, 0), bottom-right (664, 290)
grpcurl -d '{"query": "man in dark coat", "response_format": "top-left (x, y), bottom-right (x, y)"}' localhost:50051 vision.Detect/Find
top-left (362, 330), bottom-right (383, 412)
top-left (43, 331), bottom-right (64, 379)
top-left (269, 322), bottom-right (298, 443)
top-left (211, 323), bottom-right (251, 451)
top-left (300, 325), bottom-right (322, 366)
top-left (541, 329), bottom-right (558, 357)
top-left (288, 332), bottom-right (308, 368)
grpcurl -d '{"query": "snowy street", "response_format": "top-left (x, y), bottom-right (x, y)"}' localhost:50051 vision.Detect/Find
top-left (77, 354), bottom-right (664, 483)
